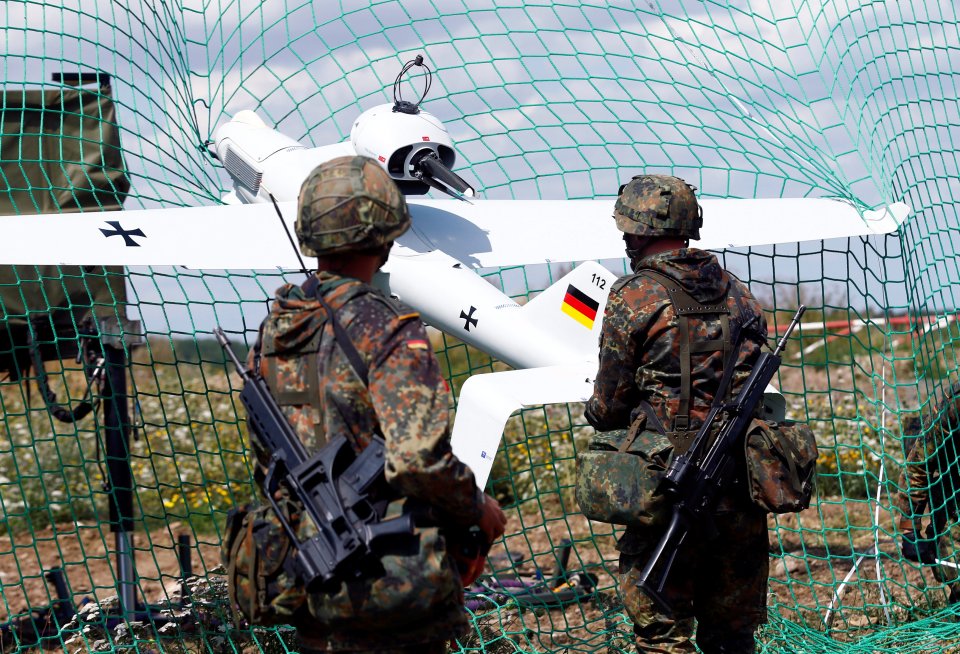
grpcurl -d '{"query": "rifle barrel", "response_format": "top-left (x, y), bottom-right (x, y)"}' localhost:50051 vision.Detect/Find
top-left (774, 305), bottom-right (806, 356)
top-left (214, 328), bottom-right (252, 381)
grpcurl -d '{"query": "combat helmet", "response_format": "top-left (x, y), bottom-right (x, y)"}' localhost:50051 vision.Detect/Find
top-left (613, 174), bottom-right (702, 241)
top-left (295, 155), bottom-right (411, 257)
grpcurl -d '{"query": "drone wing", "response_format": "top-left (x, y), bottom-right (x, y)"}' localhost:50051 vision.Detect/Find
top-left (0, 197), bottom-right (908, 268)
top-left (0, 196), bottom-right (907, 491)
top-left (450, 363), bottom-right (596, 489)
top-left (399, 198), bottom-right (910, 268)
top-left (0, 201), bottom-right (303, 268)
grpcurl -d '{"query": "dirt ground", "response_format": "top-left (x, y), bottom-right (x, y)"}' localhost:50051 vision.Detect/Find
top-left (0, 498), bottom-right (953, 651)
top-left (0, 522), bottom-right (221, 623)
top-left (483, 495), bottom-right (954, 648)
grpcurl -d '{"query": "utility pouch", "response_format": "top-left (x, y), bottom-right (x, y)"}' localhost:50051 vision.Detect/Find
top-left (306, 498), bottom-right (462, 632)
top-left (222, 497), bottom-right (460, 632)
top-left (743, 418), bottom-right (818, 513)
top-left (221, 499), bottom-right (307, 627)
top-left (575, 417), bottom-right (673, 527)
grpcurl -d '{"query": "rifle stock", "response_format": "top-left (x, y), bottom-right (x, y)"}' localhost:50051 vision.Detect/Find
top-left (637, 508), bottom-right (690, 614)
top-left (636, 306), bottom-right (806, 612)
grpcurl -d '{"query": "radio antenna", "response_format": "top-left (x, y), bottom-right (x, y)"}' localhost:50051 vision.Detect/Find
top-left (269, 193), bottom-right (310, 279)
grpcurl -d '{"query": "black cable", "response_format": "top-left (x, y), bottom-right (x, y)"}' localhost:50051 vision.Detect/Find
top-left (27, 330), bottom-right (99, 424)
top-left (392, 54), bottom-right (432, 114)
top-left (269, 193), bottom-right (310, 278)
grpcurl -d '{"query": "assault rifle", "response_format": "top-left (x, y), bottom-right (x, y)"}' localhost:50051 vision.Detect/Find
top-left (215, 327), bottom-right (414, 591)
top-left (636, 306), bottom-right (806, 613)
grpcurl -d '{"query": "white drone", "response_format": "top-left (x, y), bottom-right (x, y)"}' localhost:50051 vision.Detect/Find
top-left (0, 57), bottom-right (910, 487)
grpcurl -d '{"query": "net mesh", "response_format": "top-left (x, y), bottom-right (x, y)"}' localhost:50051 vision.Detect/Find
top-left (0, 1), bottom-right (958, 652)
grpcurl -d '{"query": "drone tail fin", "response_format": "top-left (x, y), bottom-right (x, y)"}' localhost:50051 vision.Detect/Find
top-left (451, 362), bottom-right (597, 488)
top-left (520, 261), bottom-right (618, 360)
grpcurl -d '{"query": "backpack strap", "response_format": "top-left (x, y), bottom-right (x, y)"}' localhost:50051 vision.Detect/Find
top-left (636, 269), bottom-right (740, 453)
top-left (303, 275), bottom-right (370, 385)
top-left (258, 276), bottom-right (371, 447)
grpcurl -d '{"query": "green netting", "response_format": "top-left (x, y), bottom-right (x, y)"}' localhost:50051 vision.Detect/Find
top-left (0, 1), bottom-right (958, 652)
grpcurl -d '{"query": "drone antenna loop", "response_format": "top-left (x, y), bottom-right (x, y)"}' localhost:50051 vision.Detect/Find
top-left (393, 54), bottom-right (432, 115)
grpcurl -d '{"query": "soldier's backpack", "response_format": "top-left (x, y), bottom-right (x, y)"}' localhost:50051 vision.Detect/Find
top-left (576, 269), bottom-right (817, 525)
top-left (221, 279), bottom-right (463, 631)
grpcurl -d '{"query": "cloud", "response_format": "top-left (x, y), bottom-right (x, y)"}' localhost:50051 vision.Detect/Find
top-left (3, 0), bottom-right (956, 212)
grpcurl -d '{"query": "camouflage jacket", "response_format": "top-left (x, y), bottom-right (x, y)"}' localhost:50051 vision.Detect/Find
top-left (895, 380), bottom-right (960, 534)
top-left (585, 248), bottom-right (768, 434)
top-left (253, 271), bottom-right (483, 647)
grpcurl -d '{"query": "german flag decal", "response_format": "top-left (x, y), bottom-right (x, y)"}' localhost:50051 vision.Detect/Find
top-left (561, 284), bottom-right (599, 329)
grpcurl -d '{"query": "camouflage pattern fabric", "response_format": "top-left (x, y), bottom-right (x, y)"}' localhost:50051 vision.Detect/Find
top-left (618, 511), bottom-right (769, 654)
top-left (743, 419), bottom-right (818, 514)
top-left (585, 248), bottom-right (767, 438)
top-left (302, 497), bottom-right (463, 642)
top-left (584, 247), bottom-right (770, 653)
top-left (614, 175), bottom-right (702, 240)
top-left (575, 426), bottom-right (673, 527)
top-left (295, 156), bottom-right (410, 257)
top-left (243, 271), bottom-right (483, 650)
top-left (895, 380), bottom-right (960, 587)
top-left (221, 498), bottom-right (308, 627)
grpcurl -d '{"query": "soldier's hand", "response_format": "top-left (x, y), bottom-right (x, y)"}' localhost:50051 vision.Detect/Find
top-left (477, 493), bottom-right (507, 544)
top-left (901, 531), bottom-right (937, 564)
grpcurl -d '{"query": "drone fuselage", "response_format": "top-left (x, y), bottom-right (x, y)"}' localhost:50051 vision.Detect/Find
top-left (212, 109), bottom-right (613, 371)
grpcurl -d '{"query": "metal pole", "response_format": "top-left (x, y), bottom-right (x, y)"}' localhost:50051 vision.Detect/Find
top-left (102, 341), bottom-right (137, 620)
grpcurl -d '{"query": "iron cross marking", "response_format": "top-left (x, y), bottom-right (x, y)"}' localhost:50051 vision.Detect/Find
top-left (100, 220), bottom-right (147, 247)
top-left (460, 306), bottom-right (478, 331)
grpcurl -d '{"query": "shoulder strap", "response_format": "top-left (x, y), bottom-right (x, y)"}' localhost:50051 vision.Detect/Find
top-left (315, 292), bottom-right (370, 386)
top-left (637, 269), bottom-right (728, 316)
top-left (611, 271), bottom-right (643, 294)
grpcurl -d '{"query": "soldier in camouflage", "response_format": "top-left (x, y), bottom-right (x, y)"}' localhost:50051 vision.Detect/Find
top-left (584, 175), bottom-right (770, 653)
top-left (896, 380), bottom-right (960, 600)
top-left (254, 155), bottom-right (506, 653)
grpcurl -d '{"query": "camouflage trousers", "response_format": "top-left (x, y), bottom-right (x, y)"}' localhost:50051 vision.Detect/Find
top-left (926, 532), bottom-right (960, 602)
top-left (617, 510), bottom-right (768, 654)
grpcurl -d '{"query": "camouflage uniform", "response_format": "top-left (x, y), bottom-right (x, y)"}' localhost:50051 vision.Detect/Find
top-left (255, 272), bottom-right (484, 653)
top-left (585, 247), bottom-right (770, 654)
top-left (246, 156), bottom-right (485, 653)
top-left (895, 380), bottom-right (960, 596)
